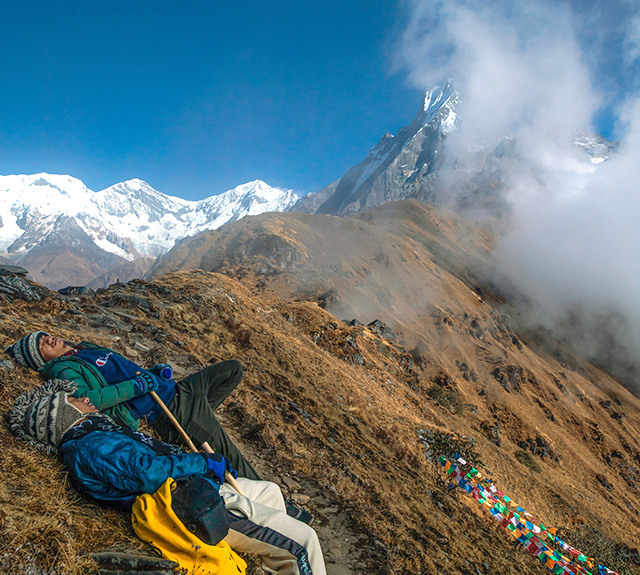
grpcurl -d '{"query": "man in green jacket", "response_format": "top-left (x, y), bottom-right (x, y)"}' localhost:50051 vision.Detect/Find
top-left (5, 331), bottom-right (260, 480)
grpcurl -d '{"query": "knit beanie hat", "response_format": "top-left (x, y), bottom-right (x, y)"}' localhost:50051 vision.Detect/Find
top-left (10, 379), bottom-right (88, 453)
top-left (5, 331), bottom-right (49, 370)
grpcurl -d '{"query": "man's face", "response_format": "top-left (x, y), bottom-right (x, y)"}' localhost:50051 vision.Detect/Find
top-left (67, 395), bottom-right (98, 414)
top-left (39, 335), bottom-right (72, 362)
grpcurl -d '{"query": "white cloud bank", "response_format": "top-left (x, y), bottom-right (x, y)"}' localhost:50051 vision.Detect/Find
top-left (397, 0), bottom-right (640, 385)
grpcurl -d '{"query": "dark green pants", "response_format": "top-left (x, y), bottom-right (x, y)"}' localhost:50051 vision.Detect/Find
top-left (152, 360), bottom-right (260, 480)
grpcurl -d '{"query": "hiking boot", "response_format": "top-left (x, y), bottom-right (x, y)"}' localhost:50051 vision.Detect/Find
top-left (285, 499), bottom-right (314, 525)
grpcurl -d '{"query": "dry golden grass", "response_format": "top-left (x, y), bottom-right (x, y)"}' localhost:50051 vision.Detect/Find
top-left (1, 267), bottom-right (639, 574)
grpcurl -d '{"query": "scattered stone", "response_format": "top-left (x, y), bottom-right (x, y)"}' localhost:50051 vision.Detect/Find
top-left (290, 493), bottom-right (310, 505)
top-left (595, 473), bottom-right (613, 490)
top-left (456, 360), bottom-right (478, 382)
top-left (134, 341), bottom-right (152, 353)
top-left (327, 540), bottom-right (343, 559)
top-left (517, 436), bottom-right (559, 463)
top-left (490, 363), bottom-right (537, 393)
top-left (288, 400), bottom-right (311, 420)
top-left (122, 346), bottom-right (140, 359)
top-left (470, 318), bottom-right (484, 339)
top-left (58, 286), bottom-right (96, 297)
top-left (281, 476), bottom-right (302, 491)
top-left (0, 359), bottom-right (15, 370)
top-left (91, 551), bottom-right (178, 571)
top-left (63, 308), bottom-right (84, 315)
top-left (481, 422), bottom-right (500, 446)
top-left (86, 314), bottom-right (124, 330)
top-left (319, 506), bottom-right (339, 514)
top-left (105, 294), bottom-right (159, 318)
top-left (109, 309), bottom-right (141, 320)
top-left (534, 398), bottom-right (556, 422)
top-left (367, 319), bottom-right (395, 340)
top-left (409, 341), bottom-right (430, 367)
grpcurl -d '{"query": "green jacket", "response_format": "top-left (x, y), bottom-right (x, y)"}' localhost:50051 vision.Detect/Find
top-left (39, 342), bottom-right (141, 429)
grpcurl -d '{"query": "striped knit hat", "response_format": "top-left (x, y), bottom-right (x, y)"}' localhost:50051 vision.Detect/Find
top-left (10, 379), bottom-right (88, 453)
top-left (5, 331), bottom-right (49, 370)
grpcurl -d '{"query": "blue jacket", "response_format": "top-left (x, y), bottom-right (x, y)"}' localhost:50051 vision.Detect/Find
top-left (59, 428), bottom-right (209, 506)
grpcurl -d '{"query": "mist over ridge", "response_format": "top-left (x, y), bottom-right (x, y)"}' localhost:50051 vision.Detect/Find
top-left (391, 0), bottom-right (640, 389)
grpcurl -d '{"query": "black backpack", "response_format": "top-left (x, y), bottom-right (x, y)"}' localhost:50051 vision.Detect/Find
top-left (171, 475), bottom-right (231, 546)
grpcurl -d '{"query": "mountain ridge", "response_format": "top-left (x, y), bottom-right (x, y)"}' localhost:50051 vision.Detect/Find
top-left (0, 173), bottom-right (298, 288)
top-left (292, 80), bottom-right (617, 219)
top-left (2, 253), bottom-right (639, 573)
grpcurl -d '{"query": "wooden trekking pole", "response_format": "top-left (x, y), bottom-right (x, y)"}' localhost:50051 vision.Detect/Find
top-left (150, 391), bottom-right (246, 496)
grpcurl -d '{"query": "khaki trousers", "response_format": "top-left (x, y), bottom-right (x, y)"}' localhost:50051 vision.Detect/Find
top-left (221, 478), bottom-right (326, 575)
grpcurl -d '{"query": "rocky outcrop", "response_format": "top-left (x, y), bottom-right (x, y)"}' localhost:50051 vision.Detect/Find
top-left (0, 268), bottom-right (52, 301)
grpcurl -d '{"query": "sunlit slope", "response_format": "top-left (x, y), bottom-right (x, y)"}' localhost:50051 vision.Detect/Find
top-left (2, 200), bottom-right (639, 573)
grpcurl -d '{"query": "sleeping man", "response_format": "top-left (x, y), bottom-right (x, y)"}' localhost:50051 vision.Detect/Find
top-left (10, 379), bottom-right (325, 575)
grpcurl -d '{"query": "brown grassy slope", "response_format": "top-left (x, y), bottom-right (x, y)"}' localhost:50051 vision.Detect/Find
top-left (149, 200), bottom-right (497, 346)
top-left (145, 200), bottom-right (640, 572)
top-left (1, 270), bottom-right (639, 574)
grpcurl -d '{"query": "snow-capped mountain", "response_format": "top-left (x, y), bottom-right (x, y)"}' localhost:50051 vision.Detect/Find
top-left (293, 80), bottom-right (460, 216)
top-left (0, 174), bottom-right (297, 288)
top-left (292, 79), bottom-right (617, 218)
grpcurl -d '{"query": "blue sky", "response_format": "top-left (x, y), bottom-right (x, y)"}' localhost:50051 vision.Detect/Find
top-left (1, 1), bottom-right (637, 200)
top-left (0, 1), bottom-right (422, 199)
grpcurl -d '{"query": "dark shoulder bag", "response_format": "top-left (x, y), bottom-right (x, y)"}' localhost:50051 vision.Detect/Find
top-left (171, 475), bottom-right (231, 546)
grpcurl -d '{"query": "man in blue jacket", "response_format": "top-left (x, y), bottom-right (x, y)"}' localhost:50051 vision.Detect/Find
top-left (10, 379), bottom-right (325, 575)
top-left (5, 331), bottom-right (259, 480)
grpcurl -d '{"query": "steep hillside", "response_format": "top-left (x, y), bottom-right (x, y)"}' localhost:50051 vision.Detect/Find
top-left (2, 261), bottom-right (640, 571)
top-left (150, 199), bottom-right (497, 346)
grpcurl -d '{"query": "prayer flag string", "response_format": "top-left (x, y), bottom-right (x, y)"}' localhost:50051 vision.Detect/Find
top-left (439, 456), bottom-right (619, 575)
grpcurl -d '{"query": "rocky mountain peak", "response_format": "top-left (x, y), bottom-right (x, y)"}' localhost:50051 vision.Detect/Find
top-left (292, 79), bottom-right (616, 220)
top-left (295, 81), bottom-right (460, 216)
top-left (418, 78), bottom-right (459, 132)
